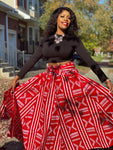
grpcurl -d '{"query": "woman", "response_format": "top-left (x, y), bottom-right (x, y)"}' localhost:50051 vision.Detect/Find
top-left (1, 7), bottom-right (113, 150)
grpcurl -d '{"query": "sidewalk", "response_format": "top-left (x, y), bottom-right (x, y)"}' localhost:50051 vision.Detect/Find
top-left (85, 57), bottom-right (113, 86)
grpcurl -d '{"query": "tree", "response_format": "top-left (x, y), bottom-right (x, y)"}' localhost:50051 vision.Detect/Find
top-left (38, 0), bottom-right (73, 30)
top-left (93, 1), bottom-right (113, 50)
top-left (38, 0), bottom-right (113, 52)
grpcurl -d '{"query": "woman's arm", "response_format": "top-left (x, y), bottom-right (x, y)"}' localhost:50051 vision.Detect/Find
top-left (10, 42), bottom-right (43, 91)
top-left (17, 43), bottom-right (43, 79)
top-left (75, 37), bottom-right (113, 92)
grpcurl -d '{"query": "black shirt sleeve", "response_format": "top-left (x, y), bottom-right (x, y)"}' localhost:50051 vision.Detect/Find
top-left (17, 42), bottom-right (43, 79)
top-left (75, 38), bottom-right (108, 82)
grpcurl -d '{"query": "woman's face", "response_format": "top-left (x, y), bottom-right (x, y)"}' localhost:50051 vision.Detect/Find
top-left (56, 10), bottom-right (71, 34)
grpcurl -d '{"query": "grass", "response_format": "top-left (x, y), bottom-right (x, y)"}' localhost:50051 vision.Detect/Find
top-left (91, 55), bottom-right (106, 62)
top-left (110, 59), bottom-right (113, 63)
top-left (75, 55), bottom-right (106, 74)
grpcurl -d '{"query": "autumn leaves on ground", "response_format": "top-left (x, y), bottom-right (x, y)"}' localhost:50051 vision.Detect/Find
top-left (0, 78), bottom-right (28, 147)
top-left (0, 78), bottom-right (19, 147)
top-left (0, 69), bottom-right (46, 147)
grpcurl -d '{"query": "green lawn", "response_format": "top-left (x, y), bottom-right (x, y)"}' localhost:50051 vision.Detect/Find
top-left (75, 55), bottom-right (106, 75)
top-left (91, 55), bottom-right (106, 62)
top-left (110, 59), bottom-right (113, 63)
top-left (76, 55), bottom-right (106, 74)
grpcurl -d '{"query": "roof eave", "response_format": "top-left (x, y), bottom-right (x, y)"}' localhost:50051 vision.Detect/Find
top-left (0, 1), bottom-right (14, 11)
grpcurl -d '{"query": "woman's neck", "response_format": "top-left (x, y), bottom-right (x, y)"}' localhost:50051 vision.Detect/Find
top-left (56, 30), bottom-right (65, 36)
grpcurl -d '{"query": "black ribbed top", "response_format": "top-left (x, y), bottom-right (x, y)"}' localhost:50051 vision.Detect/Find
top-left (17, 34), bottom-right (108, 82)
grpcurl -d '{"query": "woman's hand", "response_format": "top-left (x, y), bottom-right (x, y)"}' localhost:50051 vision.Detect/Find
top-left (10, 75), bottom-right (20, 92)
top-left (105, 79), bottom-right (113, 93)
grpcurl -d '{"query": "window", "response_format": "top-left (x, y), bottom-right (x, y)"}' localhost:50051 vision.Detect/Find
top-left (29, 27), bottom-right (33, 45)
top-left (35, 29), bottom-right (38, 45)
top-left (19, 25), bottom-right (25, 50)
top-left (35, 0), bottom-right (38, 11)
top-left (18, 0), bottom-right (24, 7)
top-left (39, 2), bottom-right (44, 16)
top-left (29, 0), bottom-right (33, 10)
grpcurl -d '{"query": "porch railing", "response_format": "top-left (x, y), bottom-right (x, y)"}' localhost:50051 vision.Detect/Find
top-left (17, 49), bottom-right (25, 69)
top-left (20, 40), bottom-right (39, 54)
top-left (0, 40), bottom-right (25, 75)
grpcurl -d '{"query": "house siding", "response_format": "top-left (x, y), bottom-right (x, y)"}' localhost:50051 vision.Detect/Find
top-left (24, 0), bottom-right (26, 10)
top-left (0, 0), bottom-right (14, 8)
top-left (8, 18), bottom-right (27, 50)
top-left (0, 11), bottom-right (6, 26)
top-left (8, 17), bottom-right (18, 47)
top-left (8, 17), bottom-right (18, 31)
top-left (0, 11), bottom-right (6, 40)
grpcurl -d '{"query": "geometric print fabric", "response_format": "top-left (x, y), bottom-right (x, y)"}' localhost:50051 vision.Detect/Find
top-left (1, 62), bottom-right (113, 150)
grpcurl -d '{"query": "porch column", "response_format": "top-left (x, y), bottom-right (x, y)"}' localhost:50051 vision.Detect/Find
top-left (6, 14), bottom-right (9, 63)
top-left (37, 0), bottom-right (40, 41)
top-left (14, 0), bottom-right (16, 8)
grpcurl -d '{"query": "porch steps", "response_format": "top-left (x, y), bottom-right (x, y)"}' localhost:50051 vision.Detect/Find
top-left (0, 62), bottom-right (9, 67)
top-left (0, 59), bottom-right (20, 78)
top-left (9, 70), bottom-right (20, 77)
top-left (0, 59), bottom-right (3, 63)
top-left (2, 66), bottom-right (15, 72)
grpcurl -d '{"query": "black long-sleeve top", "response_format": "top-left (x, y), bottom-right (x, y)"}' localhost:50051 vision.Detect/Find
top-left (17, 34), bottom-right (108, 82)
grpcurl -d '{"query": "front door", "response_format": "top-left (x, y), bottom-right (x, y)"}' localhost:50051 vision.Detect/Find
top-left (8, 32), bottom-right (17, 67)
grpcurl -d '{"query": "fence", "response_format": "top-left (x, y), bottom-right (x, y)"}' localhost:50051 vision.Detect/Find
top-left (17, 49), bottom-right (25, 69)
top-left (20, 40), bottom-right (39, 54)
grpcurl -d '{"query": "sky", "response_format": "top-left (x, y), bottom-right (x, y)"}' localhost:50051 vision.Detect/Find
top-left (99, 0), bottom-right (105, 4)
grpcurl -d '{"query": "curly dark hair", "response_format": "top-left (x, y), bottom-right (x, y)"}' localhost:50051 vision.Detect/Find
top-left (44, 7), bottom-right (78, 37)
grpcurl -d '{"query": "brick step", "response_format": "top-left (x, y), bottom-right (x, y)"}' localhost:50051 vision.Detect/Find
top-left (0, 68), bottom-right (20, 78)
top-left (9, 70), bottom-right (20, 77)
top-left (0, 59), bottom-right (3, 63)
top-left (0, 62), bottom-right (9, 67)
top-left (2, 66), bottom-right (14, 72)
top-left (0, 60), bottom-right (20, 78)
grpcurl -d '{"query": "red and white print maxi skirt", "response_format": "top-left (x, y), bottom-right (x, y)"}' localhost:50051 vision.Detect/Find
top-left (1, 62), bottom-right (113, 150)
